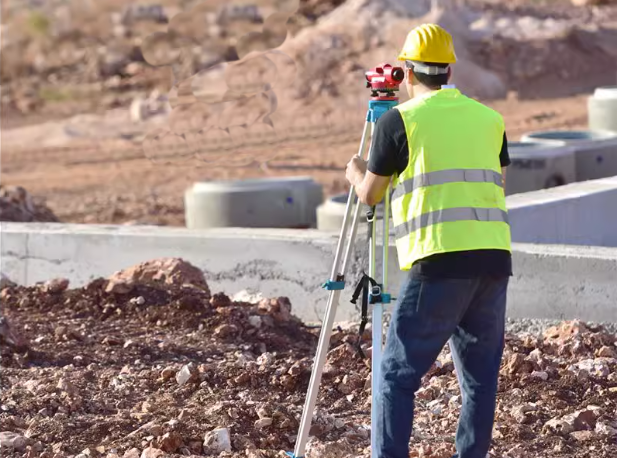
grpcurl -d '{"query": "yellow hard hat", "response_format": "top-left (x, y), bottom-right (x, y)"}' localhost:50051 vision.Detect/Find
top-left (397, 23), bottom-right (457, 64)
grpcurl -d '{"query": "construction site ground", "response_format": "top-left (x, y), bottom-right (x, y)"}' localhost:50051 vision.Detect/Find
top-left (1, 260), bottom-right (616, 458)
top-left (0, 94), bottom-right (593, 226)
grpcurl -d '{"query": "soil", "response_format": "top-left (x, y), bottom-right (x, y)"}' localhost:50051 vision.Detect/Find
top-left (0, 92), bottom-right (595, 226)
top-left (1, 261), bottom-right (616, 458)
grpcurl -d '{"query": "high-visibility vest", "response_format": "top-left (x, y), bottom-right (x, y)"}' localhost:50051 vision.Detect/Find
top-left (391, 87), bottom-right (511, 271)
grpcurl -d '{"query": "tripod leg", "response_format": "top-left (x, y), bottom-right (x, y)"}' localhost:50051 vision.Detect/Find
top-left (370, 181), bottom-right (391, 458)
top-left (291, 120), bottom-right (372, 458)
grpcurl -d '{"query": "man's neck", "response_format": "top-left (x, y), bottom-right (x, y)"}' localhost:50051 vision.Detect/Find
top-left (411, 84), bottom-right (439, 99)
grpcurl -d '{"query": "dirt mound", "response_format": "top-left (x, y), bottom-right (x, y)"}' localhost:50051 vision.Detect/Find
top-left (0, 185), bottom-right (59, 223)
top-left (105, 258), bottom-right (211, 296)
top-left (1, 256), bottom-right (616, 458)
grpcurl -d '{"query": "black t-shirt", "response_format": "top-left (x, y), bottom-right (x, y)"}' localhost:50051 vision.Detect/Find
top-left (368, 108), bottom-right (513, 279)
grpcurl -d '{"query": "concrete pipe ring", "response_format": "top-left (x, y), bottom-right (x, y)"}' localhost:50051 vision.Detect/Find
top-left (316, 193), bottom-right (386, 232)
top-left (506, 141), bottom-right (576, 195)
top-left (184, 177), bottom-right (324, 229)
top-left (519, 130), bottom-right (617, 182)
top-left (588, 86), bottom-right (617, 134)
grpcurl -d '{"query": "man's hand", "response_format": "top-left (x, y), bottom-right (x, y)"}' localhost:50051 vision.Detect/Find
top-left (345, 155), bottom-right (391, 207)
top-left (345, 156), bottom-right (367, 187)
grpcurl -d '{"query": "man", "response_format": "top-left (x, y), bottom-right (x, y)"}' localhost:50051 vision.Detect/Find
top-left (344, 23), bottom-right (512, 458)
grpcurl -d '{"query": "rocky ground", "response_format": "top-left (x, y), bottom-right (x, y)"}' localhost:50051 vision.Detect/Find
top-left (1, 259), bottom-right (616, 458)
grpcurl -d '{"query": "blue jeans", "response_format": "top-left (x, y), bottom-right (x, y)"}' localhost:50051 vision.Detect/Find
top-left (375, 274), bottom-right (509, 458)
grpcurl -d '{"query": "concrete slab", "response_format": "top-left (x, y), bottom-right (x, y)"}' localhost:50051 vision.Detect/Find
top-left (506, 176), bottom-right (617, 247)
top-left (2, 222), bottom-right (616, 323)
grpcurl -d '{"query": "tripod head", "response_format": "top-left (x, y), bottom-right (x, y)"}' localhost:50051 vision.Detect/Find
top-left (365, 63), bottom-right (405, 100)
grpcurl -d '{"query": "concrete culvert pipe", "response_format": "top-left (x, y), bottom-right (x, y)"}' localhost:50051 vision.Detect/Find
top-left (316, 192), bottom-right (386, 232)
top-left (588, 86), bottom-right (617, 134)
top-left (520, 130), bottom-right (617, 182)
top-left (505, 142), bottom-right (576, 196)
top-left (184, 177), bottom-right (324, 229)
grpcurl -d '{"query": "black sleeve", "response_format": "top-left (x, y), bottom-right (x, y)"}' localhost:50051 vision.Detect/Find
top-left (367, 109), bottom-right (408, 177)
top-left (500, 132), bottom-right (511, 167)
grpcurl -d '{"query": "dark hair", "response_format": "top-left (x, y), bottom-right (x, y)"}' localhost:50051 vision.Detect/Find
top-left (410, 62), bottom-right (450, 89)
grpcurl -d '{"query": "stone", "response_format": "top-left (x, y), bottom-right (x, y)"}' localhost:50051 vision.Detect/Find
top-left (214, 324), bottom-right (238, 340)
top-left (596, 346), bottom-right (617, 358)
top-left (543, 418), bottom-right (574, 435)
top-left (568, 359), bottom-right (612, 378)
top-left (203, 428), bottom-right (231, 453)
top-left (140, 447), bottom-right (164, 458)
top-left (154, 432), bottom-right (183, 453)
top-left (105, 258), bottom-right (210, 297)
top-left (257, 297), bottom-right (293, 323)
top-left (176, 363), bottom-right (199, 386)
top-left (544, 320), bottom-right (589, 343)
top-left (129, 296), bottom-right (145, 306)
top-left (531, 371), bottom-right (549, 381)
top-left (254, 418), bottom-right (273, 429)
top-left (123, 448), bottom-right (140, 458)
top-left (511, 404), bottom-right (537, 424)
top-left (147, 424), bottom-right (163, 437)
top-left (161, 367), bottom-right (176, 381)
top-left (43, 278), bottom-right (69, 294)
top-left (505, 353), bottom-right (535, 375)
top-left (595, 422), bottom-right (617, 436)
top-left (248, 315), bottom-right (262, 328)
top-left (562, 409), bottom-right (597, 431)
top-left (0, 431), bottom-right (27, 451)
top-left (416, 387), bottom-right (436, 401)
top-left (570, 430), bottom-right (595, 441)
top-left (56, 379), bottom-right (76, 395)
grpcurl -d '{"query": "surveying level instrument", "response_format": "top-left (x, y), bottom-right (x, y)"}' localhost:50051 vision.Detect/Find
top-left (287, 63), bottom-right (405, 458)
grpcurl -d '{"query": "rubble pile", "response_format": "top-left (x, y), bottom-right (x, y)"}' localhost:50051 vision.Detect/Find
top-left (1, 258), bottom-right (616, 458)
top-left (0, 185), bottom-right (60, 223)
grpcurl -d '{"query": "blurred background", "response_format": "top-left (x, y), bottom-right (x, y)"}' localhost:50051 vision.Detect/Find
top-left (1, 0), bottom-right (617, 227)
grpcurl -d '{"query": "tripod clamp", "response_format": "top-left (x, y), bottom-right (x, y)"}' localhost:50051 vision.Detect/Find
top-left (349, 271), bottom-right (393, 359)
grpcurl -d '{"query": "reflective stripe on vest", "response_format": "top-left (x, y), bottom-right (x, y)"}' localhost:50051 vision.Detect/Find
top-left (393, 206), bottom-right (509, 240)
top-left (391, 168), bottom-right (503, 201)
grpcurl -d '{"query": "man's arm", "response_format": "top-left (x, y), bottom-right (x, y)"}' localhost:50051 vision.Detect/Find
top-left (345, 109), bottom-right (404, 206)
top-left (351, 166), bottom-right (391, 207)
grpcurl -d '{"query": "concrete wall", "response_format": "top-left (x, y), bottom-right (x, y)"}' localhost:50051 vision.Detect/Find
top-left (2, 222), bottom-right (616, 324)
top-left (507, 176), bottom-right (617, 247)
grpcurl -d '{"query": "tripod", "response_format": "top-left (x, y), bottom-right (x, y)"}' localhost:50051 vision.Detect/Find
top-left (287, 90), bottom-right (400, 458)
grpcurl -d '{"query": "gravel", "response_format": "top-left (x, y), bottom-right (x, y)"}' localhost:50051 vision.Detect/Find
top-left (506, 318), bottom-right (617, 336)
top-left (1, 258), bottom-right (616, 458)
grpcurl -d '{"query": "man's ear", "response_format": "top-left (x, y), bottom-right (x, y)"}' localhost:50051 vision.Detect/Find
top-left (407, 68), bottom-right (415, 84)
top-left (447, 66), bottom-right (452, 82)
